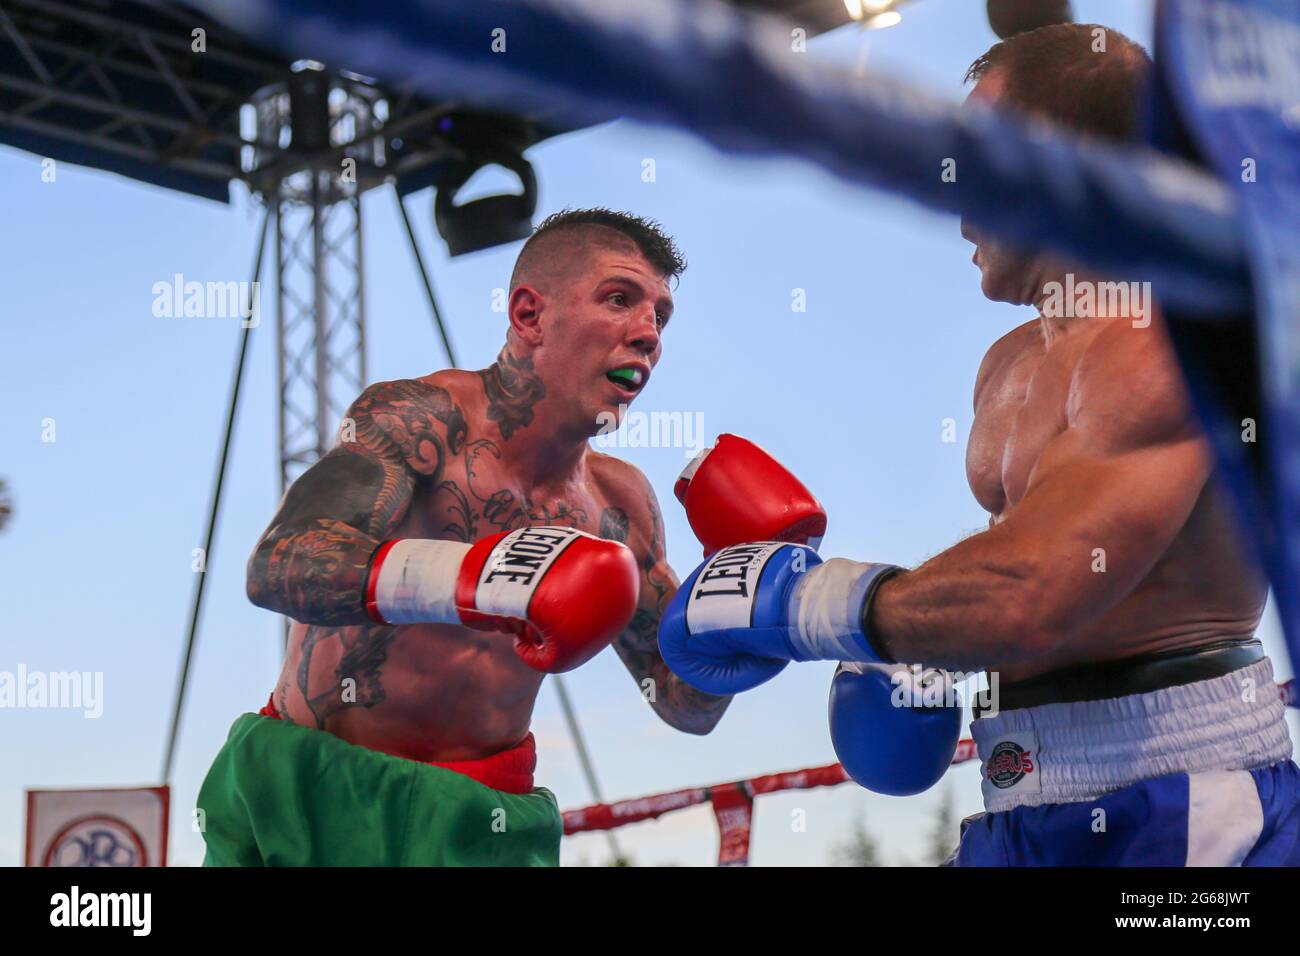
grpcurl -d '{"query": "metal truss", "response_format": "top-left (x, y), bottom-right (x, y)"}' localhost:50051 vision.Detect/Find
top-left (0, 0), bottom-right (281, 196)
top-left (274, 177), bottom-right (365, 488)
top-left (253, 69), bottom-right (380, 488)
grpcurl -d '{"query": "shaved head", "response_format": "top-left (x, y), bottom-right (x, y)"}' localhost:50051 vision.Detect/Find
top-left (511, 224), bottom-right (642, 296)
top-left (509, 208), bottom-right (685, 295)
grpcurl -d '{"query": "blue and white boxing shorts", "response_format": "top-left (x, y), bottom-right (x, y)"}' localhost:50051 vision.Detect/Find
top-left (951, 652), bottom-right (1300, 866)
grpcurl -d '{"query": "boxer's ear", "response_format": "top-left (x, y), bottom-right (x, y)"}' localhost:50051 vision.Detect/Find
top-left (507, 285), bottom-right (544, 346)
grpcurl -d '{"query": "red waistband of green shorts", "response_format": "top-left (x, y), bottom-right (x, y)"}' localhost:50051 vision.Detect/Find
top-left (257, 695), bottom-right (537, 795)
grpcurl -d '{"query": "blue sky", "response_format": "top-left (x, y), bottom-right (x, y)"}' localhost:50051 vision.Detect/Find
top-left (3, 0), bottom-right (1295, 867)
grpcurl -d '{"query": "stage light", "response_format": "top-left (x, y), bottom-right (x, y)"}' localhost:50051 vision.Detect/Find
top-left (986, 0), bottom-right (1073, 39)
top-left (431, 112), bottom-right (539, 257)
top-left (866, 10), bottom-right (902, 29)
top-left (844, 0), bottom-right (896, 22)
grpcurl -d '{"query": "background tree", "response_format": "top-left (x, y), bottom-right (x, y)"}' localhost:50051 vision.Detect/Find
top-left (923, 785), bottom-right (959, 866)
top-left (828, 814), bottom-right (884, 867)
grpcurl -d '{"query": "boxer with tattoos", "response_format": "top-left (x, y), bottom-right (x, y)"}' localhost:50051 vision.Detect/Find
top-left (197, 209), bottom-right (732, 866)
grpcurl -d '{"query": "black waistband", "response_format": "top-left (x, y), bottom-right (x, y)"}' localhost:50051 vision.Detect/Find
top-left (973, 639), bottom-right (1264, 716)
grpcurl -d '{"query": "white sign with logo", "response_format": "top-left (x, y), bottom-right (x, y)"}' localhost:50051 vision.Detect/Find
top-left (25, 786), bottom-right (169, 867)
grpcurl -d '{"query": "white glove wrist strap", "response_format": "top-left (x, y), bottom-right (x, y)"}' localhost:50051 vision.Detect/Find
top-left (787, 559), bottom-right (901, 662)
top-left (369, 539), bottom-right (472, 625)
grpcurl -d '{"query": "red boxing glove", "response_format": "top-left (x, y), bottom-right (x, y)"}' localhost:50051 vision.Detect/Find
top-left (675, 434), bottom-right (826, 555)
top-left (456, 527), bottom-right (639, 673)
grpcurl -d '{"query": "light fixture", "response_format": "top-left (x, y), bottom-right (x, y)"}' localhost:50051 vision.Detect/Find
top-left (844, 0), bottom-right (904, 28)
top-left (865, 10), bottom-right (903, 29)
top-left (986, 0), bottom-right (1074, 39)
top-left (431, 112), bottom-right (539, 256)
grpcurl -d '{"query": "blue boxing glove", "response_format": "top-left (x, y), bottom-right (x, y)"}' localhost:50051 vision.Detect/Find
top-left (828, 661), bottom-right (963, 796)
top-left (658, 543), bottom-right (902, 694)
top-left (658, 542), bottom-right (812, 694)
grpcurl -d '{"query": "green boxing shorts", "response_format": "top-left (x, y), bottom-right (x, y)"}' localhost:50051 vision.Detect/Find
top-left (197, 703), bottom-right (561, 866)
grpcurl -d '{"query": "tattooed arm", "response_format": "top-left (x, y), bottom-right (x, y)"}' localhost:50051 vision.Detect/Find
top-left (600, 468), bottom-right (732, 735)
top-left (246, 378), bottom-right (467, 625)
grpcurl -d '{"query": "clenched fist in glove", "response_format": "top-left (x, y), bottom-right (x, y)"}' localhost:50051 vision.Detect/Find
top-left (675, 435), bottom-right (826, 556)
top-left (366, 526), bottom-right (638, 673)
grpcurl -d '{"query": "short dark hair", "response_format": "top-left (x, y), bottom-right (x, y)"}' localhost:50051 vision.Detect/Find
top-left (511, 208), bottom-right (686, 290)
top-left (966, 23), bottom-right (1152, 143)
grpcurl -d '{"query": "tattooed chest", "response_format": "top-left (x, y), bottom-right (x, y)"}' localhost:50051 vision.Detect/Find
top-left (402, 438), bottom-right (629, 544)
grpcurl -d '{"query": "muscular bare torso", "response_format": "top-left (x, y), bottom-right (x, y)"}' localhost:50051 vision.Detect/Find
top-left (966, 317), bottom-right (1267, 682)
top-left (266, 370), bottom-right (673, 761)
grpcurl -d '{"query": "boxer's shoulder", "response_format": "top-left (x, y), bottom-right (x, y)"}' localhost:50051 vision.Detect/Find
top-left (1068, 319), bottom-right (1196, 443)
top-left (340, 373), bottom-right (475, 474)
top-left (585, 452), bottom-right (664, 556)
top-left (410, 369), bottom-right (482, 411)
top-left (973, 320), bottom-right (1043, 408)
top-left (353, 370), bottom-right (476, 415)
top-left (585, 448), bottom-right (646, 492)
